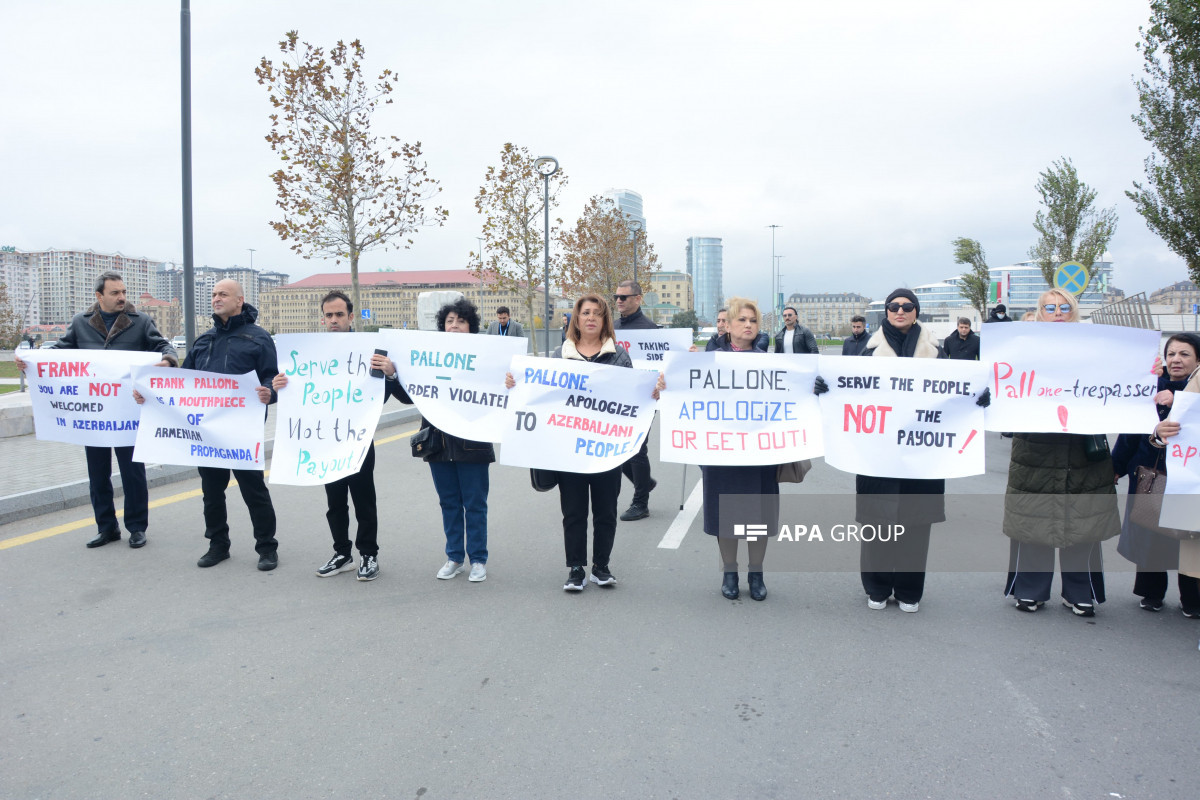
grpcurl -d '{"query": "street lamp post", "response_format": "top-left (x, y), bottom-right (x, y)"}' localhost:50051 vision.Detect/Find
top-left (627, 219), bottom-right (643, 288)
top-left (534, 156), bottom-right (559, 356)
top-left (767, 224), bottom-right (781, 319)
top-left (248, 248), bottom-right (255, 271)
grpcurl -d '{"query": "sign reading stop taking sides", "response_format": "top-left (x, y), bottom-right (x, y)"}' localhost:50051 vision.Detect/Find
top-left (981, 323), bottom-right (1160, 434)
top-left (657, 351), bottom-right (823, 466)
top-left (614, 328), bottom-right (696, 369)
top-left (499, 355), bottom-right (659, 473)
top-left (818, 355), bottom-right (989, 480)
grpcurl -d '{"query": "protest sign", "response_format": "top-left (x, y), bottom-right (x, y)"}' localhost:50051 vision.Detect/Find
top-left (818, 355), bottom-right (988, 479)
top-left (270, 333), bottom-right (388, 485)
top-left (499, 354), bottom-right (658, 473)
top-left (25, 350), bottom-right (161, 446)
top-left (657, 351), bottom-right (823, 466)
top-left (385, 329), bottom-right (525, 443)
top-left (131, 366), bottom-right (264, 469)
top-left (614, 328), bottom-right (696, 369)
top-left (981, 322), bottom-right (1159, 434)
top-left (1159, 392), bottom-right (1200, 532)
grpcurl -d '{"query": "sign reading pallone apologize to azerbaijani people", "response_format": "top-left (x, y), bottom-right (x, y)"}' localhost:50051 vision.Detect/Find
top-left (26, 349), bottom-right (161, 446)
top-left (270, 333), bottom-right (387, 485)
top-left (385, 329), bottom-right (526, 443)
top-left (982, 322), bottom-right (1160, 434)
top-left (499, 354), bottom-right (659, 473)
top-left (131, 366), bottom-right (265, 469)
top-left (657, 351), bottom-right (823, 466)
top-left (818, 355), bottom-right (988, 479)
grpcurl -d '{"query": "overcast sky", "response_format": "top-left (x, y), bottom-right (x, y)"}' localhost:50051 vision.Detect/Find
top-left (0, 0), bottom-right (1185, 304)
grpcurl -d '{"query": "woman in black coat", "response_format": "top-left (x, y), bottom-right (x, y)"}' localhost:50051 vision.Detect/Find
top-left (1112, 332), bottom-right (1200, 616)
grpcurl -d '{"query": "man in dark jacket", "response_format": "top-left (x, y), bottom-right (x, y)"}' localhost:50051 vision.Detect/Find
top-left (943, 317), bottom-right (981, 360)
top-left (842, 315), bottom-right (870, 356)
top-left (271, 290), bottom-right (409, 582)
top-left (986, 304), bottom-right (1013, 323)
top-left (183, 279), bottom-right (281, 571)
top-left (17, 270), bottom-right (176, 550)
top-left (704, 308), bottom-right (728, 351)
top-left (773, 306), bottom-right (818, 354)
top-left (613, 280), bottom-right (657, 520)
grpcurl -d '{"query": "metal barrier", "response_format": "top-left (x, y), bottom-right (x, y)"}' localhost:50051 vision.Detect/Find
top-left (1090, 292), bottom-right (1155, 329)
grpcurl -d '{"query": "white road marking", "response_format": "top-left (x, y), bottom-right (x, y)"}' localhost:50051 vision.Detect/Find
top-left (658, 480), bottom-right (704, 549)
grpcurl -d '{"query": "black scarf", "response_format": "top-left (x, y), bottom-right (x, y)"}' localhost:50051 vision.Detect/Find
top-left (881, 318), bottom-right (920, 358)
top-left (1157, 372), bottom-right (1190, 420)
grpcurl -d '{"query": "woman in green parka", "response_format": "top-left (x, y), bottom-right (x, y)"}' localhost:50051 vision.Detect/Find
top-left (1003, 288), bottom-right (1121, 617)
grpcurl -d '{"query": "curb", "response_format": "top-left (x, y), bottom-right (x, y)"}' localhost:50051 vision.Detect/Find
top-left (0, 406), bottom-right (422, 525)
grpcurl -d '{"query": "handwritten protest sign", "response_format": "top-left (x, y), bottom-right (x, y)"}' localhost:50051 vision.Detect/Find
top-left (817, 355), bottom-right (988, 479)
top-left (499, 355), bottom-right (658, 473)
top-left (614, 328), bottom-right (695, 369)
top-left (1159, 392), bottom-right (1200, 532)
top-left (131, 366), bottom-right (264, 469)
top-left (270, 333), bottom-right (388, 485)
top-left (657, 351), bottom-right (823, 466)
top-left (982, 322), bottom-right (1159, 434)
top-left (25, 350), bottom-right (160, 446)
top-left (385, 329), bottom-right (524, 443)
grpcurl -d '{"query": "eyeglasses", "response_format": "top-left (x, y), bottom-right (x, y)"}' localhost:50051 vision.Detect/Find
top-left (886, 302), bottom-right (916, 313)
top-left (1043, 303), bottom-right (1073, 313)
top-left (614, 294), bottom-right (638, 301)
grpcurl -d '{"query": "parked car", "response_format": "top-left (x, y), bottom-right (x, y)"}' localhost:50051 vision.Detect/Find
top-left (39, 341), bottom-right (57, 349)
top-left (16, 340), bottom-right (32, 350)
top-left (171, 335), bottom-right (187, 350)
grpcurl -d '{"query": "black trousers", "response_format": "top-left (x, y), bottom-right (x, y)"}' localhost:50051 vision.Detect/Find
top-left (1005, 540), bottom-right (1106, 605)
top-left (324, 443), bottom-right (378, 557)
top-left (198, 467), bottom-right (277, 555)
top-left (621, 438), bottom-right (653, 507)
top-left (559, 467), bottom-right (621, 568)
top-left (1134, 570), bottom-right (1200, 609)
top-left (860, 523), bottom-right (932, 605)
top-left (85, 445), bottom-right (148, 535)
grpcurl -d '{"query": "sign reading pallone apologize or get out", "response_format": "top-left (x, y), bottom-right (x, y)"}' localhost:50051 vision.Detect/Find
top-left (657, 351), bottom-right (823, 466)
top-left (131, 366), bottom-right (265, 469)
top-left (818, 355), bottom-right (989, 479)
top-left (386, 329), bottom-right (526, 443)
top-left (614, 328), bottom-right (696, 369)
top-left (271, 333), bottom-right (387, 485)
top-left (26, 349), bottom-right (161, 446)
top-left (499, 354), bottom-right (659, 473)
top-left (982, 322), bottom-right (1160, 434)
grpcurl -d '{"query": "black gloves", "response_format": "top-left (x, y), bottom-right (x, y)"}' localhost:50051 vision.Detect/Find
top-left (813, 376), bottom-right (828, 395)
top-left (976, 387), bottom-right (991, 408)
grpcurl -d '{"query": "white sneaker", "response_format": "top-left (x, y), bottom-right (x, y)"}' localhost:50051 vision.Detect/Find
top-left (867, 597), bottom-right (888, 610)
top-left (436, 560), bottom-right (464, 580)
top-left (898, 600), bottom-right (919, 613)
top-left (468, 562), bottom-right (487, 582)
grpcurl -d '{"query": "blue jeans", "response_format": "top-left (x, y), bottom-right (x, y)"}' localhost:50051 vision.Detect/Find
top-left (429, 461), bottom-right (489, 564)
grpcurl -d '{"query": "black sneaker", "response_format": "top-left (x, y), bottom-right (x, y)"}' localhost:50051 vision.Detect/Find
top-left (564, 567), bottom-right (586, 591)
top-left (197, 549), bottom-right (230, 568)
top-left (317, 553), bottom-right (354, 577)
top-left (1183, 607), bottom-right (1200, 619)
top-left (1139, 597), bottom-right (1164, 612)
top-left (258, 551), bottom-right (279, 572)
top-left (1014, 598), bottom-right (1043, 613)
top-left (620, 504), bottom-right (649, 522)
top-left (1062, 599), bottom-right (1095, 617)
top-left (590, 565), bottom-right (616, 587)
top-left (357, 555), bottom-right (379, 581)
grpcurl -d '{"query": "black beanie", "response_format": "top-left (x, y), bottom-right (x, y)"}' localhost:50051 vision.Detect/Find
top-left (885, 288), bottom-right (919, 314)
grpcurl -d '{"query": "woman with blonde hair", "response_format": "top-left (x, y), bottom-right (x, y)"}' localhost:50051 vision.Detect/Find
top-left (1003, 288), bottom-right (1120, 616)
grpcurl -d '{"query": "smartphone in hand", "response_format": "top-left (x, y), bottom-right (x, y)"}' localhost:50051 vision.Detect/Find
top-left (370, 348), bottom-right (388, 379)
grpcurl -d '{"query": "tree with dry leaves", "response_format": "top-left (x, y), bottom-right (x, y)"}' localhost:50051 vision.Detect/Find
top-left (559, 195), bottom-right (659, 306)
top-left (256, 31), bottom-right (447, 314)
top-left (0, 283), bottom-right (22, 350)
top-left (472, 143), bottom-right (566, 354)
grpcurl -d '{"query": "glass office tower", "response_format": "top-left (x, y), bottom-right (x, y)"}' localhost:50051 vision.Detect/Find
top-left (686, 237), bottom-right (723, 324)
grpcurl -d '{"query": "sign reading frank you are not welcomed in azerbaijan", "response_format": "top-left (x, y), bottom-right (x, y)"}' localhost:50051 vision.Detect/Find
top-left (26, 349), bottom-right (161, 447)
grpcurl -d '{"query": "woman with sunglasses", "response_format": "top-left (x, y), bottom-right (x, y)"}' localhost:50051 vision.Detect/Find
top-left (850, 289), bottom-right (949, 613)
top-left (1003, 288), bottom-right (1120, 617)
top-left (1112, 332), bottom-right (1200, 617)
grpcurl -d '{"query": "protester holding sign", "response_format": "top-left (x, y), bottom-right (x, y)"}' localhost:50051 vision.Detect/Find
top-left (420, 299), bottom-right (496, 584)
top-left (839, 288), bottom-right (950, 613)
top-left (614, 280), bottom-right (659, 522)
top-left (16, 270), bottom-right (176, 550)
top-left (1154, 370), bottom-right (1200, 605)
top-left (701, 297), bottom-right (778, 602)
top-left (1112, 333), bottom-right (1200, 616)
top-left (183, 279), bottom-right (281, 572)
top-left (1003, 289), bottom-right (1119, 617)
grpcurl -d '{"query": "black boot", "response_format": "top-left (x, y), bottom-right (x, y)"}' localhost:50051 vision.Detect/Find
top-left (721, 572), bottom-right (739, 600)
top-left (748, 572), bottom-right (767, 601)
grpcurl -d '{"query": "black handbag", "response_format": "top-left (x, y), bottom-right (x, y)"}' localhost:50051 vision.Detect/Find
top-left (1130, 462), bottom-right (1200, 540)
top-left (1083, 434), bottom-right (1111, 462)
top-left (410, 426), bottom-right (443, 460)
top-left (530, 469), bottom-right (559, 492)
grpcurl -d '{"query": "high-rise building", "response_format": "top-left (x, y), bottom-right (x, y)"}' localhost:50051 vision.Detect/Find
top-left (4, 248), bottom-right (161, 324)
top-left (152, 264), bottom-right (290, 319)
top-left (686, 237), bottom-right (723, 324)
top-left (604, 189), bottom-right (646, 233)
top-left (0, 247), bottom-right (39, 326)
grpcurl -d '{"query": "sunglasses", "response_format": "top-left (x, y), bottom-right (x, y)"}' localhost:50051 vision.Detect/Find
top-left (1043, 303), bottom-right (1072, 313)
top-left (614, 294), bottom-right (638, 301)
top-left (886, 302), bottom-right (916, 313)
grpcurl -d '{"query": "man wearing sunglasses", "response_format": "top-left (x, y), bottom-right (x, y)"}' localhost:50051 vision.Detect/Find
top-left (773, 306), bottom-right (818, 355)
top-left (613, 280), bottom-right (658, 520)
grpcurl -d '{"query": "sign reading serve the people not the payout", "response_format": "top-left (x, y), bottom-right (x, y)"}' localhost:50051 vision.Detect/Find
top-left (26, 350), bottom-right (161, 447)
top-left (981, 322), bottom-right (1160, 434)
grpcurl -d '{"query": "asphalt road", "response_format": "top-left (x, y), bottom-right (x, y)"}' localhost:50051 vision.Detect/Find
top-left (1, 430), bottom-right (1197, 800)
